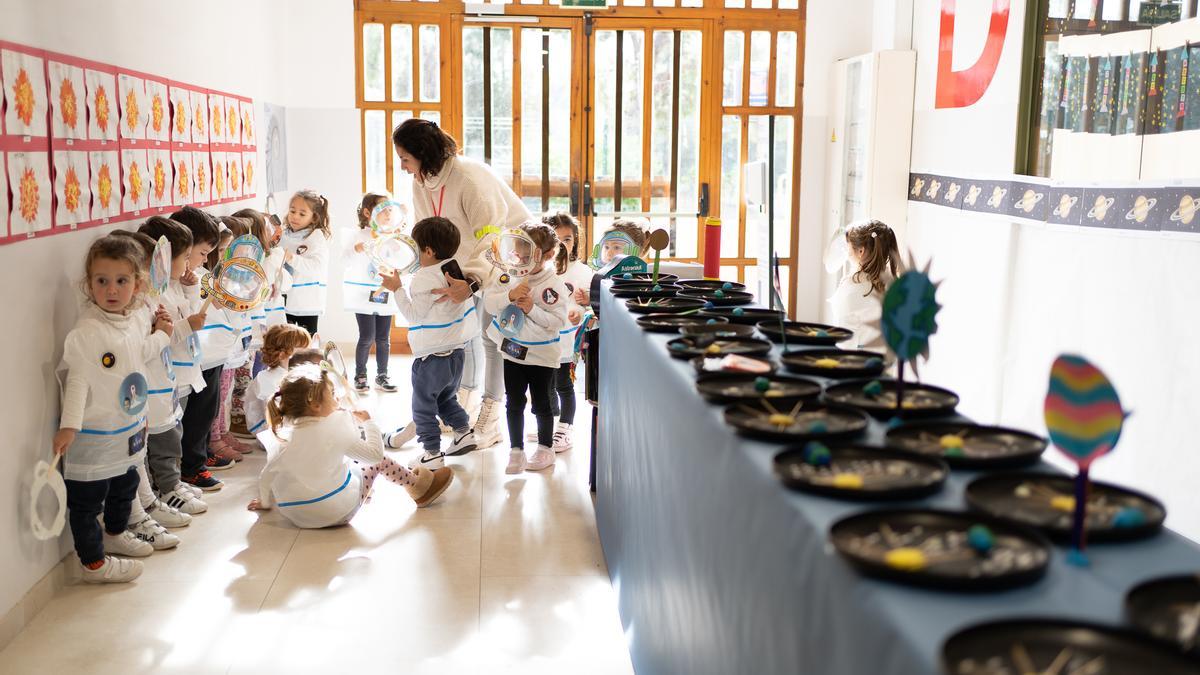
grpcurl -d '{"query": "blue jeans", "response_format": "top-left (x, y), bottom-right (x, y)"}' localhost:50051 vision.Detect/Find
top-left (65, 467), bottom-right (140, 566)
top-left (411, 349), bottom-right (471, 451)
top-left (355, 313), bottom-right (392, 377)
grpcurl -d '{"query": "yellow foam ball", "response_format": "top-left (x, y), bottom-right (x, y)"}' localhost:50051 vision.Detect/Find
top-left (1050, 495), bottom-right (1076, 512)
top-left (939, 434), bottom-right (965, 449)
top-left (832, 473), bottom-right (864, 490)
top-left (768, 413), bottom-right (795, 427)
top-left (813, 358), bottom-right (841, 368)
top-left (705, 344), bottom-right (723, 355)
top-left (884, 548), bottom-right (927, 572)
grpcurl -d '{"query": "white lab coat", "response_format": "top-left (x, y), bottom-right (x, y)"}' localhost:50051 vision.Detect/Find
top-left (342, 228), bottom-right (398, 316)
top-left (393, 260), bottom-right (481, 359)
top-left (281, 228), bottom-right (330, 316)
top-left (484, 265), bottom-right (570, 370)
top-left (558, 260), bottom-right (594, 364)
top-left (244, 365), bottom-right (286, 435)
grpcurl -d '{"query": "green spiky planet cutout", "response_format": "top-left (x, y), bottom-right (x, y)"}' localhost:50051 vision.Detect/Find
top-left (878, 253), bottom-right (941, 373)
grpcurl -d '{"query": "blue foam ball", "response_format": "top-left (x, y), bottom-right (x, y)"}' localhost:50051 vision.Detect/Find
top-left (732, 307), bottom-right (745, 317)
top-left (714, 289), bottom-right (726, 299)
top-left (886, 417), bottom-right (904, 430)
top-left (622, 273), bottom-right (633, 279)
top-left (865, 357), bottom-right (884, 369)
top-left (652, 284), bottom-right (662, 292)
top-left (706, 319), bottom-right (718, 325)
top-left (705, 301), bottom-right (715, 309)
top-left (754, 377), bottom-right (771, 392)
top-left (967, 525), bottom-right (994, 554)
top-left (862, 380), bottom-right (884, 396)
top-left (1113, 507), bottom-right (1147, 529)
top-left (670, 342), bottom-right (687, 350)
top-left (803, 441), bottom-right (831, 466)
top-left (808, 421), bottom-right (828, 434)
top-left (815, 329), bottom-right (829, 338)
top-left (722, 282), bottom-right (733, 290)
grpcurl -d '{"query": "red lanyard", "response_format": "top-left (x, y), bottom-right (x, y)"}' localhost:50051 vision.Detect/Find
top-left (429, 186), bottom-right (446, 217)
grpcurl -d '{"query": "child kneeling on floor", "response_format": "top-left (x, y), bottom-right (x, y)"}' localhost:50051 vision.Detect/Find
top-left (248, 364), bottom-right (453, 527)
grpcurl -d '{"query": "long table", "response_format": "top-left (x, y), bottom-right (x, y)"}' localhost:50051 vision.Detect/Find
top-left (594, 285), bottom-right (1200, 675)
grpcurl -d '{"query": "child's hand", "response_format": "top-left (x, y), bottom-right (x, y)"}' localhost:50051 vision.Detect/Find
top-left (352, 410), bottom-right (371, 422)
top-left (574, 287), bottom-right (589, 305)
top-left (509, 282), bottom-right (531, 303)
top-left (180, 269), bottom-right (198, 286)
top-left (568, 308), bottom-right (582, 324)
top-left (354, 242), bottom-right (366, 253)
top-left (432, 273), bottom-right (473, 304)
top-left (515, 295), bottom-right (534, 313)
top-left (153, 313), bottom-right (174, 337)
top-left (379, 270), bottom-right (402, 292)
top-left (247, 499), bottom-right (268, 511)
top-left (53, 428), bottom-right (76, 456)
top-left (187, 312), bottom-right (206, 331)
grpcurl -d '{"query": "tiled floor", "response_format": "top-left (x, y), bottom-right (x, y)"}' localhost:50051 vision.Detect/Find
top-left (0, 356), bottom-right (633, 675)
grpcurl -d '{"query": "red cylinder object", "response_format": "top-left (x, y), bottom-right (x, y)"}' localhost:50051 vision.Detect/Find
top-left (703, 217), bottom-right (721, 279)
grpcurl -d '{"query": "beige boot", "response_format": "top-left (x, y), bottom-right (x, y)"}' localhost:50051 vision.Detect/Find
top-left (405, 466), bottom-right (454, 508)
top-left (473, 397), bottom-right (503, 449)
top-left (440, 388), bottom-right (477, 433)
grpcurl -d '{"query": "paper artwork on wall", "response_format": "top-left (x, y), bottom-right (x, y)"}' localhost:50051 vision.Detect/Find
top-left (118, 73), bottom-right (147, 140)
top-left (191, 91), bottom-right (209, 145)
top-left (240, 100), bottom-right (255, 146)
top-left (208, 95), bottom-right (225, 145)
top-left (169, 87), bottom-right (191, 143)
top-left (147, 148), bottom-right (171, 209)
top-left (224, 97), bottom-right (241, 146)
top-left (227, 151), bottom-right (242, 198)
top-left (2, 49), bottom-right (48, 137)
top-left (53, 149), bottom-right (91, 226)
top-left (0, 155), bottom-right (7, 234)
top-left (210, 151), bottom-right (226, 202)
top-left (121, 148), bottom-right (149, 213)
top-left (85, 68), bottom-right (118, 142)
top-left (6, 151), bottom-right (52, 235)
top-left (173, 152), bottom-right (193, 205)
top-left (145, 80), bottom-right (169, 142)
top-left (192, 150), bottom-right (210, 203)
top-left (242, 151), bottom-right (256, 197)
top-left (1088, 56), bottom-right (1117, 135)
top-left (1115, 52), bottom-right (1148, 136)
top-left (262, 102), bottom-right (287, 194)
top-left (88, 150), bottom-right (120, 220)
top-left (48, 60), bottom-right (86, 140)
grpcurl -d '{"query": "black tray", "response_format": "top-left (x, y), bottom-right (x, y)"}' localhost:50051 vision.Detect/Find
top-left (679, 322), bottom-right (756, 339)
top-left (678, 289), bottom-right (756, 306)
top-left (677, 279), bottom-right (747, 292)
top-left (696, 373), bottom-right (822, 405)
top-left (780, 349), bottom-right (887, 379)
top-left (942, 618), bottom-right (1200, 674)
top-left (612, 272), bottom-right (678, 284)
top-left (625, 297), bottom-right (705, 315)
top-left (756, 321), bottom-right (854, 346)
top-left (667, 336), bottom-right (773, 360)
top-left (611, 283), bottom-right (681, 299)
top-left (824, 378), bottom-right (960, 419)
top-left (1125, 574), bottom-right (1200, 657)
top-left (964, 472), bottom-right (1166, 543)
top-left (885, 422), bottom-right (1047, 469)
top-left (636, 313), bottom-right (721, 334)
top-left (690, 355), bottom-right (776, 376)
top-left (724, 400), bottom-right (868, 443)
top-left (698, 307), bottom-right (786, 325)
top-left (774, 444), bottom-right (948, 501)
top-left (830, 509), bottom-right (1051, 592)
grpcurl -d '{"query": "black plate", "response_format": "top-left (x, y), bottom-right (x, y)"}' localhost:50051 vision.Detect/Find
top-left (625, 297), bottom-right (706, 315)
top-left (699, 307), bottom-right (787, 325)
top-left (611, 272), bottom-right (679, 284)
top-left (1126, 574), bottom-right (1200, 657)
top-left (830, 509), bottom-right (1051, 592)
top-left (824, 378), bottom-right (960, 419)
top-left (690, 355), bottom-right (776, 376)
top-left (636, 313), bottom-right (721, 334)
top-left (677, 279), bottom-right (747, 292)
top-left (678, 289), bottom-right (756, 306)
top-left (942, 618), bottom-right (1200, 674)
top-left (679, 321), bottom-right (756, 339)
top-left (611, 283), bottom-right (681, 299)
top-left (885, 422), bottom-right (1047, 469)
top-left (696, 373), bottom-right (822, 405)
top-left (780, 349), bottom-right (887, 378)
top-left (964, 472), bottom-right (1166, 543)
top-left (666, 336), bottom-right (773, 360)
top-left (724, 400), bottom-right (869, 443)
top-left (774, 444), bottom-right (948, 501)
top-left (756, 320), bottom-right (854, 346)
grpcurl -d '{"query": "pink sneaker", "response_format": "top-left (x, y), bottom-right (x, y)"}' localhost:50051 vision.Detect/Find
top-left (209, 441), bottom-right (243, 463)
top-left (225, 435), bottom-right (256, 454)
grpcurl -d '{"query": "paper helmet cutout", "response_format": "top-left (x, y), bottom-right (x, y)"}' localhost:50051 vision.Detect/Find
top-left (148, 235), bottom-right (171, 297)
top-left (879, 254), bottom-right (941, 369)
top-left (370, 199), bottom-right (406, 234)
top-left (496, 304), bottom-right (527, 338)
top-left (590, 231), bottom-right (642, 270)
top-left (200, 258), bottom-right (269, 312)
top-left (119, 372), bottom-right (149, 416)
top-left (369, 233), bottom-right (421, 275)
top-left (486, 228), bottom-right (544, 278)
top-left (29, 460), bottom-right (67, 541)
top-left (1045, 355), bottom-right (1126, 468)
top-left (321, 341), bottom-right (359, 405)
top-left (225, 234), bottom-right (265, 263)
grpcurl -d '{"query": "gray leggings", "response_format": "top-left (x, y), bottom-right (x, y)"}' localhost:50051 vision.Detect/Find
top-left (146, 422), bottom-right (184, 494)
top-left (461, 297), bottom-right (505, 402)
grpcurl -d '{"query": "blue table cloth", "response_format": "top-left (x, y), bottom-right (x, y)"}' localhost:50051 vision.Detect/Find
top-left (595, 285), bottom-right (1200, 675)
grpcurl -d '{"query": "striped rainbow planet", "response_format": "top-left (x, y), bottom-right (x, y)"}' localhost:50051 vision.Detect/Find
top-left (1044, 355), bottom-right (1125, 467)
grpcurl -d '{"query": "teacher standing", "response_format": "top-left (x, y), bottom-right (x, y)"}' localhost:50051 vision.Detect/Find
top-left (386, 118), bottom-right (531, 449)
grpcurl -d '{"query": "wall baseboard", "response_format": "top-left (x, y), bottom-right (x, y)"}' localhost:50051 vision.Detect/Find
top-left (0, 554), bottom-right (72, 653)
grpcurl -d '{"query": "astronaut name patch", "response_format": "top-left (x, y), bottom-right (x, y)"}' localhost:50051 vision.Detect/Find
top-left (542, 288), bottom-right (559, 305)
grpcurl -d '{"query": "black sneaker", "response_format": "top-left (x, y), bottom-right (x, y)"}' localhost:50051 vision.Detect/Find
top-left (182, 470), bottom-right (224, 492)
top-left (354, 374), bottom-right (370, 392)
top-left (205, 455), bottom-right (235, 471)
top-left (375, 374), bottom-right (398, 393)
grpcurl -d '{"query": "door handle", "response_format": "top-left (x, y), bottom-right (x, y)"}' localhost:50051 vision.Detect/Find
top-left (583, 181), bottom-right (593, 217)
top-left (698, 182), bottom-right (710, 218)
top-left (570, 180), bottom-right (580, 218)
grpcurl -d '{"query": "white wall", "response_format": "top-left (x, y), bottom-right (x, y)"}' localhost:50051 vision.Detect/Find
top-left (0, 0), bottom-right (359, 619)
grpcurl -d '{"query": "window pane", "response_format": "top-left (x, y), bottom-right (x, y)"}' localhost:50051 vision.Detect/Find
top-left (771, 116), bottom-right (794, 256)
top-left (720, 266), bottom-right (741, 283)
top-left (1073, 1), bottom-right (1094, 19)
top-left (392, 111), bottom-right (413, 201)
top-left (594, 31), bottom-right (616, 182)
top-left (725, 0), bottom-right (746, 7)
top-left (420, 25), bottom-right (440, 103)
top-left (522, 29), bottom-right (544, 186)
top-left (723, 32), bottom-right (744, 106)
top-left (1048, 0), bottom-right (1070, 19)
top-left (363, 23), bottom-right (384, 102)
top-left (462, 27), bottom-right (485, 162)
top-left (391, 24), bottom-right (413, 102)
top-left (421, 111), bottom-right (441, 126)
top-left (675, 30), bottom-right (702, 259)
top-left (743, 265), bottom-right (758, 299)
top-left (751, 0), bottom-right (773, 8)
top-left (778, 0), bottom-right (799, 8)
top-left (749, 32), bottom-right (770, 107)
top-left (746, 115), bottom-right (769, 265)
top-left (491, 28), bottom-right (514, 180)
top-left (548, 30), bottom-right (572, 182)
top-left (620, 31), bottom-right (645, 204)
top-left (364, 110), bottom-right (386, 192)
top-left (775, 32), bottom-right (797, 107)
top-left (651, 32), bottom-right (674, 191)
top-left (719, 115), bottom-right (741, 260)
top-left (1101, 0), bottom-right (1124, 21)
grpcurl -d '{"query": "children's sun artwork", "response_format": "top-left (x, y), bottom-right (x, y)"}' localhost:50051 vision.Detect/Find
top-left (3, 49), bottom-right (48, 137)
top-left (148, 150), bottom-right (170, 207)
top-left (8, 152), bottom-right (52, 235)
top-left (1043, 354), bottom-right (1131, 565)
top-left (243, 153), bottom-right (255, 193)
top-left (122, 150), bottom-right (149, 212)
top-left (240, 100), bottom-right (255, 145)
top-left (226, 99), bottom-right (240, 144)
top-left (89, 150), bottom-right (120, 219)
top-left (172, 89), bottom-right (190, 140)
top-left (49, 60), bottom-right (86, 139)
top-left (228, 158), bottom-right (241, 196)
top-left (875, 252), bottom-right (942, 410)
top-left (210, 99), bottom-right (224, 140)
top-left (176, 157), bottom-right (191, 203)
top-left (118, 74), bottom-right (145, 139)
top-left (147, 82), bottom-right (168, 139)
top-left (193, 99), bottom-right (207, 141)
top-left (53, 150), bottom-right (90, 226)
top-left (193, 151), bottom-right (209, 201)
top-left (85, 68), bottom-right (117, 141)
top-left (212, 154), bottom-right (226, 200)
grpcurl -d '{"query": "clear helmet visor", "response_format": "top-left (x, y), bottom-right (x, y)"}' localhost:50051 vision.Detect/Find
top-left (370, 200), bottom-right (407, 234)
top-left (491, 230), bottom-right (541, 276)
top-left (370, 234), bottom-right (421, 275)
top-left (591, 232), bottom-right (641, 269)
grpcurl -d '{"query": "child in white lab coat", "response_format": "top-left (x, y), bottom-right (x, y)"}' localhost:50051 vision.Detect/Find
top-left (826, 220), bottom-right (903, 355)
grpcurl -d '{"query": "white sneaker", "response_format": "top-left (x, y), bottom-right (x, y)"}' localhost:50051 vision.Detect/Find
top-left (128, 516), bottom-right (181, 551)
top-left (505, 448), bottom-right (526, 475)
top-left (103, 529), bottom-right (154, 558)
top-left (180, 482), bottom-right (204, 499)
top-left (527, 445), bottom-right (555, 471)
top-left (408, 451), bottom-right (446, 470)
top-left (147, 499), bottom-right (192, 528)
top-left (163, 484), bottom-right (208, 515)
top-left (81, 556), bottom-right (143, 584)
top-left (446, 430), bottom-right (477, 457)
top-left (385, 424), bottom-right (417, 449)
top-left (474, 398), bottom-right (503, 449)
top-left (552, 422), bottom-right (573, 453)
